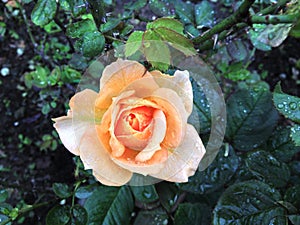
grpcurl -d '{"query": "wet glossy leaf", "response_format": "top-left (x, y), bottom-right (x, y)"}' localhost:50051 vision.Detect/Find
top-left (291, 124), bottom-right (300, 146)
top-left (66, 20), bottom-right (97, 38)
top-left (174, 203), bottom-right (210, 225)
top-left (68, 0), bottom-right (86, 17)
top-left (84, 186), bottom-right (134, 225)
top-left (143, 30), bottom-right (170, 71)
top-left (154, 27), bottom-right (197, 56)
top-left (156, 182), bottom-right (179, 212)
top-left (85, 0), bottom-right (104, 27)
top-left (149, 0), bottom-right (175, 17)
top-left (31, 0), bottom-right (57, 26)
top-left (226, 40), bottom-right (250, 62)
top-left (174, 0), bottom-right (194, 24)
top-left (180, 145), bottom-right (239, 194)
top-left (75, 185), bottom-right (94, 199)
top-left (289, 215), bottom-right (300, 225)
top-left (130, 185), bottom-right (159, 204)
top-left (147, 18), bottom-right (184, 35)
top-left (124, 0), bottom-right (147, 10)
top-left (71, 205), bottom-right (88, 225)
top-left (189, 78), bottom-right (211, 134)
top-left (226, 88), bottom-right (278, 151)
top-left (52, 183), bottom-right (72, 198)
top-left (0, 190), bottom-right (8, 203)
top-left (245, 150), bottom-right (290, 188)
top-left (195, 1), bottom-right (214, 29)
top-left (273, 82), bottom-right (300, 123)
top-left (257, 24), bottom-right (292, 47)
top-left (133, 208), bottom-right (168, 225)
top-left (284, 185), bottom-right (300, 209)
top-left (213, 180), bottom-right (287, 225)
top-left (79, 31), bottom-right (105, 58)
top-left (125, 31), bottom-right (144, 57)
top-left (267, 126), bottom-right (300, 162)
top-left (46, 205), bottom-right (70, 225)
top-left (249, 24), bottom-right (272, 51)
top-left (100, 18), bottom-right (121, 33)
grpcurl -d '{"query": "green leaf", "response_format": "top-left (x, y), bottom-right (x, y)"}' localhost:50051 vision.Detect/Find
top-left (100, 18), bottom-right (121, 33)
top-left (256, 24), bottom-right (292, 48)
top-left (245, 150), bottom-right (290, 188)
top-left (125, 31), bottom-right (144, 57)
top-left (189, 78), bottom-right (211, 134)
top-left (75, 185), bottom-right (94, 199)
top-left (77, 31), bottom-right (105, 58)
top-left (124, 0), bottom-right (147, 11)
top-left (156, 182), bottom-right (179, 212)
top-left (143, 30), bottom-right (170, 71)
top-left (52, 183), bottom-right (72, 199)
top-left (249, 24), bottom-right (272, 51)
top-left (284, 185), bottom-right (300, 209)
top-left (154, 27), bottom-right (197, 56)
top-left (289, 215), bottom-right (300, 225)
top-left (66, 20), bottom-right (97, 38)
top-left (46, 205), bottom-right (70, 225)
top-left (0, 190), bottom-right (8, 203)
top-left (291, 124), bottom-right (300, 146)
top-left (133, 208), bottom-right (168, 225)
top-left (267, 126), bottom-right (300, 162)
top-left (147, 18), bottom-right (184, 35)
top-left (68, 0), bottom-right (86, 17)
top-left (149, 0), bottom-right (175, 17)
top-left (180, 145), bottom-right (239, 194)
top-left (174, 0), bottom-right (194, 24)
top-left (273, 82), bottom-right (300, 123)
top-left (85, 0), bottom-right (105, 28)
top-left (195, 1), bottom-right (214, 29)
top-left (71, 205), bottom-right (88, 225)
top-left (226, 88), bottom-right (278, 151)
top-left (84, 186), bottom-right (134, 225)
top-left (31, 0), bottom-right (57, 27)
top-left (213, 180), bottom-right (287, 225)
top-left (130, 185), bottom-right (159, 204)
top-left (174, 203), bottom-right (211, 225)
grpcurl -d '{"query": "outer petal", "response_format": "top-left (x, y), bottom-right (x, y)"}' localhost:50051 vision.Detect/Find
top-left (53, 89), bottom-right (98, 155)
top-left (150, 124), bottom-right (205, 182)
top-left (151, 70), bottom-right (193, 115)
top-left (79, 128), bottom-right (133, 186)
top-left (96, 59), bottom-right (155, 109)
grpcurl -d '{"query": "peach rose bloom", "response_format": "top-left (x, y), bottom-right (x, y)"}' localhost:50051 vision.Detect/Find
top-left (53, 59), bottom-right (205, 186)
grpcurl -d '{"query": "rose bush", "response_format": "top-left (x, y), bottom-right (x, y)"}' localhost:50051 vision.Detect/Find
top-left (53, 59), bottom-right (205, 186)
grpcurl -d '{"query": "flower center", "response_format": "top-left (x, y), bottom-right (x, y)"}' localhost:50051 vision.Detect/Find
top-left (125, 106), bottom-right (154, 132)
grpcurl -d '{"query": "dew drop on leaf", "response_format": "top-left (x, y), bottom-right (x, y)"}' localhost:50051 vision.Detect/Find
top-left (289, 102), bottom-right (297, 110)
top-left (277, 103), bottom-right (284, 109)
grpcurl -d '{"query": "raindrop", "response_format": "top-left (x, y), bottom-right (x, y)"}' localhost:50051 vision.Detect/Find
top-left (142, 190), bottom-right (152, 199)
top-left (14, 121), bottom-right (19, 126)
top-left (243, 109), bottom-right (248, 114)
top-left (277, 103), bottom-right (284, 109)
top-left (289, 102), bottom-right (297, 110)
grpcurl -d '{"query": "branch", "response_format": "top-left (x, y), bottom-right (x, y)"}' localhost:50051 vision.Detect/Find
top-left (193, 0), bottom-right (255, 44)
top-left (251, 14), bottom-right (299, 24)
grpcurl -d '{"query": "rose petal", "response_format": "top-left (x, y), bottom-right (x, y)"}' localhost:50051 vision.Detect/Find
top-left (112, 148), bottom-right (167, 176)
top-left (135, 109), bottom-right (167, 162)
top-left (96, 59), bottom-right (155, 109)
top-left (150, 124), bottom-right (205, 182)
top-left (79, 127), bottom-right (132, 185)
top-left (146, 88), bottom-right (188, 149)
top-left (151, 70), bottom-right (193, 115)
top-left (53, 89), bottom-right (98, 155)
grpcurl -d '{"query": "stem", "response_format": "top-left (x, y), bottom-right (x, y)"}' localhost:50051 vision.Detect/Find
top-left (251, 14), bottom-right (299, 24)
top-left (104, 34), bottom-right (126, 43)
top-left (193, 0), bottom-right (255, 44)
top-left (0, 200), bottom-right (55, 225)
top-left (258, 0), bottom-right (288, 15)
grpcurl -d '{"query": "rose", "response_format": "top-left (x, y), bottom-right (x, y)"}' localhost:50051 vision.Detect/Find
top-left (53, 59), bottom-right (205, 186)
